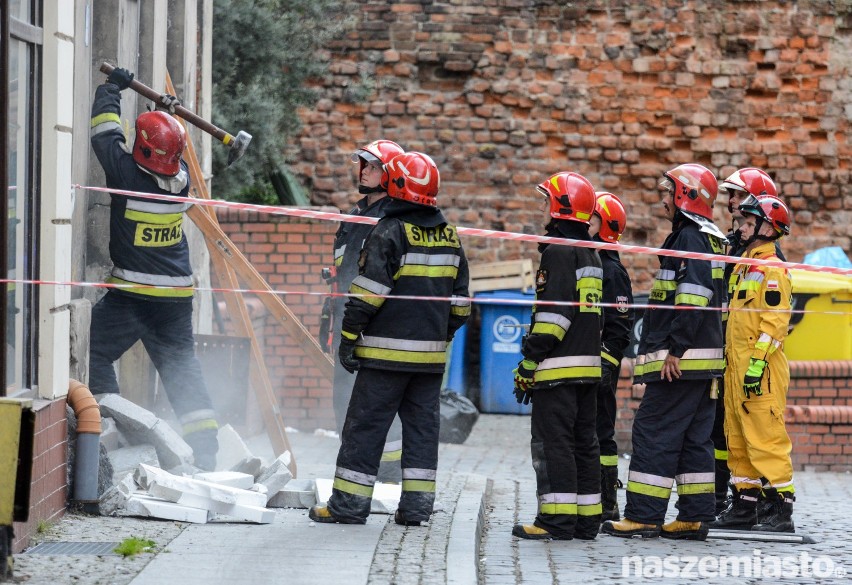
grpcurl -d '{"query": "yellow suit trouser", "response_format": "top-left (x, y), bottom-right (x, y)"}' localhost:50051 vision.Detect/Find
top-left (723, 368), bottom-right (794, 491)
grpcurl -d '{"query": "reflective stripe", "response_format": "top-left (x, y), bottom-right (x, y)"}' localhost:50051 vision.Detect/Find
top-left (401, 252), bottom-right (460, 268)
top-left (533, 311), bottom-right (572, 330)
top-left (628, 471), bottom-right (675, 498)
top-left (350, 275), bottom-right (392, 296)
top-left (635, 347), bottom-right (724, 375)
top-left (540, 503), bottom-right (577, 515)
top-left (384, 440), bottom-right (403, 453)
top-left (126, 199), bottom-right (192, 214)
top-left (540, 492), bottom-right (577, 504)
top-left (179, 409), bottom-right (219, 425)
top-left (402, 480), bottom-right (435, 493)
top-left (111, 268), bottom-right (193, 287)
top-left (333, 477), bottom-right (374, 498)
top-left (530, 321), bottom-right (568, 340)
top-left (656, 269), bottom-right (677, 281)
top-left (396, 252), bottom-right (460, 278)
top-left (341, 330), bottom-right (358, 341)
top-left (535, 355), bottom-right (600, 381)
top-left (578, 503), bottom-right (603, 516)
top-left (675, 472), bottom-right (715, 484)
top-left (731, 476), bottom-right (763, 487)
top-left (576, 266), bottom-right (603, 280)
top-left (402, 468), bottom-right (437, 481)
top-left (336, 466), bottom-right (376, 486)
top-left (601, 351), bottom-right (619, 367)
top-left (539, 493), bottom-right (579, 515)
top-left (714, 449), bottom-right (728, 461)
top-left (629, 471), bottom-right (673, 488)
top-left (107, 276), bottom-right (194, 298)
top-left (380, 449), bottom-right (402, 462)
top-left (451, 297), bottom-right (472, 317)
top-left (745, 271), bottom-right (765, 283)
top-left (182, 419), bottom-right (219, 435)
top-left (600, 455), bottom-right (619, 466)
top-left (675, 282), bottom-right (713, 302)
top-left (577, 493), bottom-right (601, 505)
top-left (91, 112), bottom-right (120, 128)
top-left (334, 245), bottom-right (346, 262)
top-left (125, 210), bottom-right (184, 226)
top-left (676, 483), bottom-right (715, 495)
top-left (360, 336), bottom-right (447, 353)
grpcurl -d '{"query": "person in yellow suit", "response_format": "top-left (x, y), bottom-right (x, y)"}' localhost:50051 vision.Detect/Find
top-left (711, 193), bottom-right (795, 533)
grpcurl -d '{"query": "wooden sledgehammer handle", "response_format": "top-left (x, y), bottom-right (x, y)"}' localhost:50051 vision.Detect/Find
top-left (99, 62), bottom-right (237, 146)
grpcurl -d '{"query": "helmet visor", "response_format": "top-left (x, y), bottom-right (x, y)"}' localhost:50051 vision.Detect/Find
top-left (658, 176), bottom-right (674, 194)
top-left (351, 150), bottom-right (381, 165)
top-left (737, 193), bottom-right (762, 215)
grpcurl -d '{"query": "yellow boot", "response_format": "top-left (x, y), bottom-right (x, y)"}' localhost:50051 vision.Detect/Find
top-left (601, 518), bottom-right (661, 539)
top-left (661, 520), bottom-right (709, 541)
top-left (512, 523), bottom-right (571, 541)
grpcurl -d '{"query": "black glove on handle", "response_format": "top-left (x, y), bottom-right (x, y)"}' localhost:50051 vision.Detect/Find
top-left (338, 340), bottom-right (361, 374)
top-left (107, 67), bottom-right (134, 91)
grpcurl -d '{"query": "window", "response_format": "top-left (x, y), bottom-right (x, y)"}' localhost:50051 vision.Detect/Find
top-left (3, 0), bottom-right (41, 395)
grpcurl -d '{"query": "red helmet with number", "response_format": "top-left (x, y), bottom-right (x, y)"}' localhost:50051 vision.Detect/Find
top-left (738, 194), bottom-right (791, 237)
top-left (132, 111), bottom-right (186, 176)
top-left (536, 172), bottom-right (596, 224)
top-left (662, 163), bottom-right (718, 220)
top-left (351, 139), bottom-right (404, 189)
top-left (594, 192), bottom-right (627, 242)
top-left (386, 152), bottom-right (439, 207)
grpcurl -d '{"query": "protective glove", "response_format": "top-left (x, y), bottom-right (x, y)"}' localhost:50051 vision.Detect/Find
top-left (106, 67), bottom-right (134, 91)
top-left (743, 358), bottom-right (767, 397)
top-left (513, 359), bottom-right (537, 405)
top-left (600, 359), bottom-right (617, 391)
top-left (156, 93), bottom-right (181, 115)
top-left (338, 339), bottom-right (360, 374)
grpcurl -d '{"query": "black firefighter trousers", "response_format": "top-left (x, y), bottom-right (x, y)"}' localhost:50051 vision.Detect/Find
top-left (624, 378), bottom-right (716, 524)
top-left (530, 382), bottom-right (601, 539)
top-left (328, 367), bottom-right (442, 524)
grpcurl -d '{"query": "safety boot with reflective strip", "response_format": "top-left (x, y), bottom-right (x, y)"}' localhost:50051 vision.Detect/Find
top-left (512, 523), bottom-right (572, 541)
top-left (600, 519), bottom-right (661, 539)
top-left (708, 486), bottom-right (758, 530)
top-left (661, 520), bottom-right (709, 541)
top-left (752, 490), bottom-right (795, 533)
top-left (308, 505), bottom-right (365, 525)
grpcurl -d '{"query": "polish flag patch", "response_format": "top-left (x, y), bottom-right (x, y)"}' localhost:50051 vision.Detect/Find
top-left (766, 280), bottom-right (779, 289)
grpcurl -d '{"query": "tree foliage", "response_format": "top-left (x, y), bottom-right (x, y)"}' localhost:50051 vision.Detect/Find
top-left (210, 0), bottom-right (348, 203)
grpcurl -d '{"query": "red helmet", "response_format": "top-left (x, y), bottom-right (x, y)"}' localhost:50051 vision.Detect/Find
top-left (133, 111), bottom-right (186, 176)
top-left (351, 139), bottom-right (404, 189)
top-left (594, 192), bottom-right (627, 242)
top-left (738, 194), bottom-right (791, 236)
top-left (721, 167), bottom-right (778, 213)
top-left (536, 172), bottom-right (596, 224)
top-left (662, 163), bottom-right (718, 220)
top-left (386, 152), bottom-right (439, 207)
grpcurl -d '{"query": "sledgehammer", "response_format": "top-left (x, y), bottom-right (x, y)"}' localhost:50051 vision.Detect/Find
top-left (99, 62), bottom-right (252, 166)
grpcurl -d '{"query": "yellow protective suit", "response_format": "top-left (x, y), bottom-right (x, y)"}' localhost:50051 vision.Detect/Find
top-left (724, 242), bottom-right (794, 494)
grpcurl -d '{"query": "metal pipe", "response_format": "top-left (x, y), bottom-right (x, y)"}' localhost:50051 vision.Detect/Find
top-left (67, 380), bottom-right (102, 510)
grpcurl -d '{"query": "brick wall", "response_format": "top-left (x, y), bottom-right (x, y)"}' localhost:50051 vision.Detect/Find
top-left (13, 399), bottom-right (68, 553)
top-left (615, 360), bottom-right (852, 472)
top-left (284, 1), bottom-right (852, 292)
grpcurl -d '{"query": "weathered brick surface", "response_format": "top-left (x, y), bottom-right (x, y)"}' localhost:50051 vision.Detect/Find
top-left (285, 1), bottom-right (852, 291)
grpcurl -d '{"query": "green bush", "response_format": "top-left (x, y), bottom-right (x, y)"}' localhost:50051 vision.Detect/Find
top-left (211, 0), bottom-right (350, 203)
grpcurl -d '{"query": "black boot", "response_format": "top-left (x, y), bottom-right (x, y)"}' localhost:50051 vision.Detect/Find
top-left (714, 458), bottom-right (731, 515)
top-left (600, 465), bottom-right (621, 522)
top-left (708, 486), bottom-right (758, 530)
top-left (753, 489), bottom-right (795, 533)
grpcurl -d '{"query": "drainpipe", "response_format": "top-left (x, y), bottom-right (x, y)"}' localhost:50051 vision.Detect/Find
top-left (67, 379), bottom-right (102, 512)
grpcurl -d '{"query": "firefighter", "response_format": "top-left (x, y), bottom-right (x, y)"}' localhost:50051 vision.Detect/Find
top-left (88, 67), bottom-right (219, 470)
top-left (602, 163), bottom-right (727, 541)
top-left (309, 152), bottom-right (471, 526)
top-left (588, 192), bottom-right (634, 522)
top-left (328, 139), bottom-right (406, 482)
top-left (715, 168), bottom-right (786, 515)
top-left (512, 172), bottom-right (603, 541)
top-left (710, 194), bottom-right (795, 532)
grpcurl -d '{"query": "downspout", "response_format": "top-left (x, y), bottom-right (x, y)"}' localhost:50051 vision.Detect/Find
top-left (67, 379), bottom-right (102, 512)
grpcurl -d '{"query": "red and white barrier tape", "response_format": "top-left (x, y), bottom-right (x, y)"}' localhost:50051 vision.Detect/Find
top-left (73, 184), bottom-right (852, 277)
top-left (3, 277), bottom-right (845, 317)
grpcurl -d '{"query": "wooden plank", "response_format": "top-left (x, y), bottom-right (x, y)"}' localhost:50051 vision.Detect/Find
top-left (469, 259), bottom-right (535, 293)
top-left (165, 74), bottom-right (310, 476)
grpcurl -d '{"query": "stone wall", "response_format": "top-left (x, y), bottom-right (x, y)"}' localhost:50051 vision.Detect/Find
top-left (285, 0), bottom-right (852, 291)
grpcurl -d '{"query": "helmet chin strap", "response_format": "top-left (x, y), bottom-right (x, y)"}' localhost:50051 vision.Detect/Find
top-left (358, 185), bottom-right (384, 195)
top-left (741, 218), bottom-right (779, 248)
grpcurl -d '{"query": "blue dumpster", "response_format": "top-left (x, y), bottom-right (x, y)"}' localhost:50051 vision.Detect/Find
top-left (443, 323), bottom-right (468, 395)
top-left (477, 290), bottom-right (534, 414)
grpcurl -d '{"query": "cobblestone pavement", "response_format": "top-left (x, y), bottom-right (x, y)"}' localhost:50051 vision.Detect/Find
top-left (12, 414), bottom-right (852, 584)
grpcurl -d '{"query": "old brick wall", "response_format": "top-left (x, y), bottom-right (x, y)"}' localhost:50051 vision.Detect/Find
top-left (286, 0), bottom-right (852, 291)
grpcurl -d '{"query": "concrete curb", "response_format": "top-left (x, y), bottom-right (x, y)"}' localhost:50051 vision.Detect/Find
top-left (446, 473), bottom-right (491, 585)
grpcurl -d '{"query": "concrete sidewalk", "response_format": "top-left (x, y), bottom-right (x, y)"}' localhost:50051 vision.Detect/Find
top-left (13, 414), bottom-right (852, 584)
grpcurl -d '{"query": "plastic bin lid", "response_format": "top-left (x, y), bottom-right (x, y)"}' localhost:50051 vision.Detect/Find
top-left (790, 269), bottom-right (852, 295)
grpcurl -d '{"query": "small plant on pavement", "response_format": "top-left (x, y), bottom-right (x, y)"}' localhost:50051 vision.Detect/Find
top-left (114, 537), bottom-right (157, 557)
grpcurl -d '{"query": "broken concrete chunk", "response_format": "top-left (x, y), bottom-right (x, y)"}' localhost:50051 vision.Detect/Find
top-left (120, 493), bottom-right (209, 524)
top-left (144, 419), bottom-right (195, 470)
top-left (97, 394), bottom-right (159, 434)
top-left (100, 417), bottom-right (120, 451)
top-left (255, 453), bottom-right (293, 503)
top-left (192, 471), bottom-right (255, 490)
top-left (141, 463), bottom-right (267, 508)
top-left (267, 479), bottom-right (317, 509)
top-left (98, 473), bottom-right (137, 517)
top-left (215, 424), bottom-right (255, 472)
top-left (229, 456), bottom-right (263, 478)
top-left (110, 444), bottom-right (159, 485)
